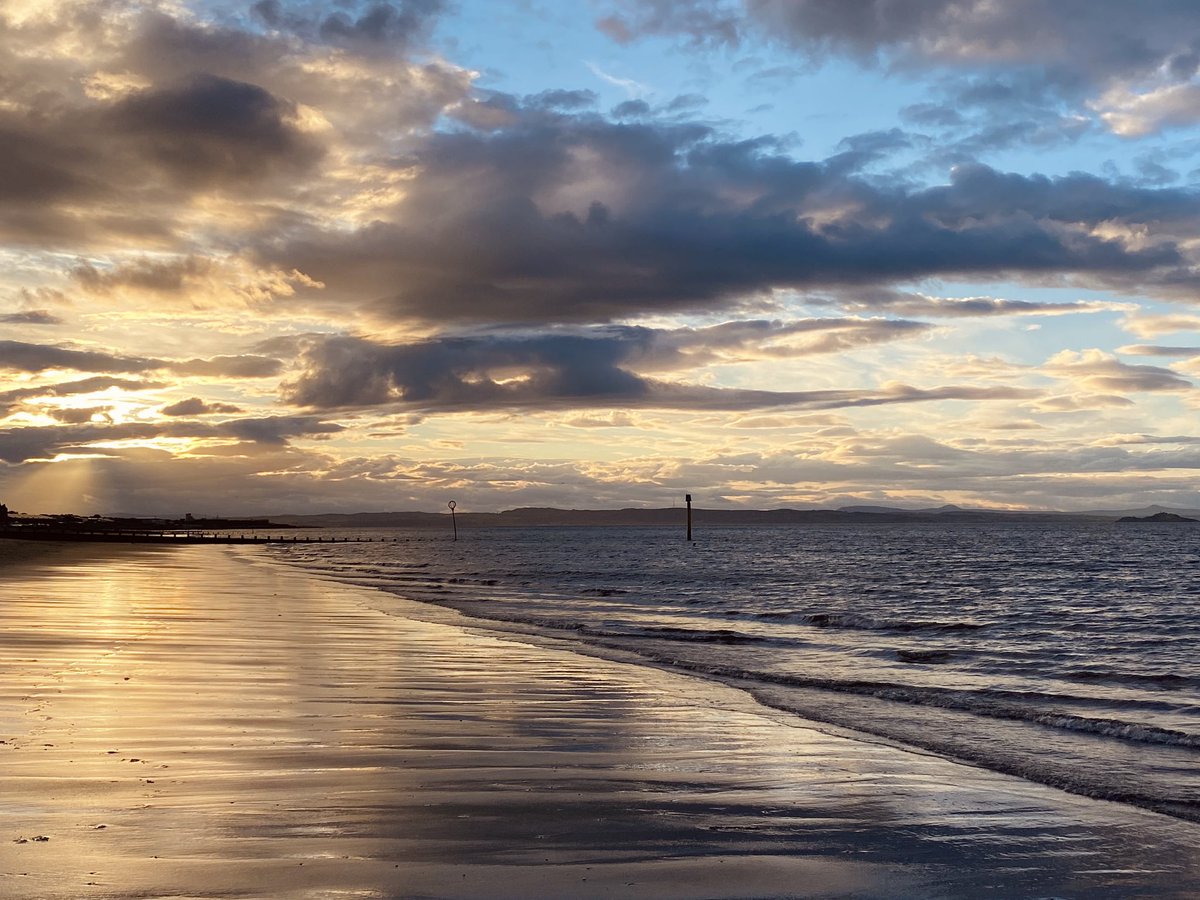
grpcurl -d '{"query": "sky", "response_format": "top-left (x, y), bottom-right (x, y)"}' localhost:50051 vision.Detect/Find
top-left (3, 0), bottom-right (1200, 516)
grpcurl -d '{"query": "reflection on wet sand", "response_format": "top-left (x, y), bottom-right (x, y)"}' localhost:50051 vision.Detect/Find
top-left (0, 543), bottom-right (1198, 898)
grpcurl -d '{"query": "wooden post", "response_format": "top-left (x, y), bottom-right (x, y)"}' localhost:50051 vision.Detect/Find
top-left (686, 493), bottom-right (692, 542)
top-left (448, 500), bottom-right (457, 541)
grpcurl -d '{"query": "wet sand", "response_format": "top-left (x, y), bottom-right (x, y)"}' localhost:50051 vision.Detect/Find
top-left (0, 537), bottom-right (144, 571)
top-left (1, 544), bottom-right (1198, 898)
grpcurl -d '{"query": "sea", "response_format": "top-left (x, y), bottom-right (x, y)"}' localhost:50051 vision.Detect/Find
top-left (265, 520), bottom-right (1200, 823)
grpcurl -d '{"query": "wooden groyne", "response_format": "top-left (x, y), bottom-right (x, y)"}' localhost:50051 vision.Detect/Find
top-left (0, 528), bottom-right (398, 545)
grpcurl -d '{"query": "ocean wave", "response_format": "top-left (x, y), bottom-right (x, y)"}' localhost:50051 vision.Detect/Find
top-left (580, 624), bottom-right (767, 645)
top-left (591, 647), bottom-right (1200, 751)
top-left (794, 611), bottom-right (988, 633)
top-left (896, 649), bottom-right (956, 664)
top-left (763, 678), bottom-right (1200, 749)
top-left (1062, 668), bottom-right (1194, 689)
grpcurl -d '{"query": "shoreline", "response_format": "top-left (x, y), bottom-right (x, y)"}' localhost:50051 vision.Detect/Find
top-left (1, 544), bottom-right (1198, 897)
top-left (290, 553), bottom-right (1200, 826)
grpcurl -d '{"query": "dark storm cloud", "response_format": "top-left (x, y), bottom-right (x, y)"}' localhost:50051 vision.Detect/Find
top-left (0, 340), bottom-right (282, 379)
top-left (279, 328), bottom-right (1028, 413)
top-left (257, 105), bottom-right (1191, 325)
top-left (0, 123), bottom-right (104, 208)
top-left (122, 11), bottom-right (280, 85)
top-left (282, 332), bottom-right (652, 409)
top-left (0, 113), bottom-right (118, 244)
top-left (0, 80), bottom-right (321, 246)
top-left (105, 75), bottom-right (322, 186)
top-left (916, 163), bottom-right (1198, 228)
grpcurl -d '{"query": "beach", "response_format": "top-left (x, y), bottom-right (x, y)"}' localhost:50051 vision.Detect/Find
top-left (1, 541), bottom-right (1199, 898)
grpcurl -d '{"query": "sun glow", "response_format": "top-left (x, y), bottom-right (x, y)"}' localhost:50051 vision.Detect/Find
top-left (7, 456), bottom-right (99, 513)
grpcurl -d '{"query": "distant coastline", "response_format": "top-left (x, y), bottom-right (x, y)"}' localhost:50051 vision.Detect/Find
top-left (270, 503), bottom-right (1200, 529)
top-left (7, 503), bottom-right (1200, 535)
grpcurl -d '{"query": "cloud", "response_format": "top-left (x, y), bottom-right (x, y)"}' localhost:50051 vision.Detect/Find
top-left (0, 414), bottom-right (343, 462)
top-left (0, 422), bottom-right (163, 463)
top-left (1093, 82), bottom-right (1200, 137)
top-left (72, 257), bottom-right (217, 295)
top-left (0, 341), bottom-right (158, 374)
top-left (1028, 393), bottom-right (1136, 412)
top-left (199, 415), bottom-right (344, 445)
top-left (629, 317), bottom-right (931, 366)
top-left (597, 1), bottom-right (1200, 85)
top-left (252, 0), bottom-right (447, 55)
top-left (171, 356), bottom-right (284, 379)
top-left (900, 73), bottom-right (1097, 160)
top-left (0, 310), bottom-right (62, 325)
top-left (256, 103), bottom-right (1192, 325)
top-left (0, 2), bottom-right (470, 250)
top-left (0, 376), bottom-right (161, 416)
top-left (160, 397), bottom-right (245, 416)
top-left (47, 406), bottom-right (112, 425)
top-left (1043, 349), bottom-right (1194, 393)
top-left (104, 74), bottom-right (324, 187)
top-left (561, 411), bottom-right (639, 428)
top-left (1120, 313), bottom-right (1200, 337)
top-left (830, 288), bottom-right (1130, 318)
top-left (597, 2), bottom-right (1200, 142)
top-left (0, 340), bottom-right (282, 379)
top-left (279, 329), bottom-right (1030, 413)
top-left (586, 62), bottom-right (652, 98)
top-left (596, 0), bottom-right (742, 46)
top-left (3, 423), bottom-right (1195, 516)
top-left (1116, 344), bottom-right (1200, 357)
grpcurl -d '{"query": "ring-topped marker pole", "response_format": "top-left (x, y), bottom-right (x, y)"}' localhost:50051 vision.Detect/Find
top-left (686, 493), bottom-right (692, 542)
top-left (448, 500), bottom-right (457, 541)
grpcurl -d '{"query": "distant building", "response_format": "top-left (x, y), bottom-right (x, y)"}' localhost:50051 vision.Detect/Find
top-left (0, 503), bottom-right (8, 524)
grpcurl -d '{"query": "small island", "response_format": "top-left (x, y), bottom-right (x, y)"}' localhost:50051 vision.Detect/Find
top-left (1117, 512), bottom-right (1199, 523)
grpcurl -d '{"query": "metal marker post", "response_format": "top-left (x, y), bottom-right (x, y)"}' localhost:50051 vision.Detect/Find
top-left (686, 493), bottom-right (692, 542)
top-left (448, 500), bottom-right (457, 541)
